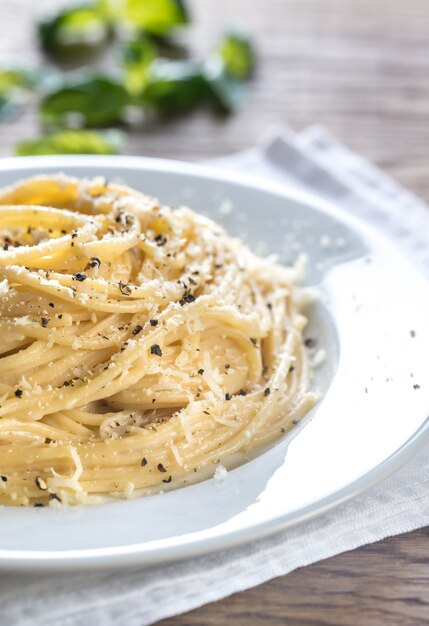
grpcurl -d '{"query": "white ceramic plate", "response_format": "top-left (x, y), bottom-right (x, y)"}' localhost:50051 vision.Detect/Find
top-left (0, 156), bottom-right (428, 572)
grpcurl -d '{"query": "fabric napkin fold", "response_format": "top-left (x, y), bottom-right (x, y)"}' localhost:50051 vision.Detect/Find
top-left (1, 126), bottom-right (428, 626)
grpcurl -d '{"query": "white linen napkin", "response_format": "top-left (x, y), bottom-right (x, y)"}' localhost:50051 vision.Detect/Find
top-left (1, 126), bottom-right (428, 626)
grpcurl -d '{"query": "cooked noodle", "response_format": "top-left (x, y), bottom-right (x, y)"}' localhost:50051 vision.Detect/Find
top-left (0, 174), bottom-right (316, 506)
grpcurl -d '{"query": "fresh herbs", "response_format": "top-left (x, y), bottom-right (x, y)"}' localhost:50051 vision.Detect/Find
top-left (121, 36), bottom-right (157, 95)
top-left (17, 129), bottom-right (124, 156)
top-left (0, 66), bottom-right (55, 121)
top-left (141, 60), bottom-right (207, 115)
top-left (38, 4), bottom-right (110, 58)
top-left (218, 30), bottom-right (255, 80)
top-left (118, 0), bottom-right (189, 34)
top-left (2, 1), bottom-right (256, 154)
top-left (40, 74), bottom-right (130, 128)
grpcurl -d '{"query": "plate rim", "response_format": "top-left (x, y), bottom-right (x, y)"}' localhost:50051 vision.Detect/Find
top-left (0, 154), bottom-right (428, 571)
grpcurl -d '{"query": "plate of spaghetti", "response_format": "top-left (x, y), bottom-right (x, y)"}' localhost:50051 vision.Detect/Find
top-left (0, 156), bottom-right (428, 571)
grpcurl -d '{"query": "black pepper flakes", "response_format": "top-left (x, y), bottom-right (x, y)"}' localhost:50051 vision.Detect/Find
top-left (119, 282), bottom-right (132, 296)
top-left (34, 503), bottom-right (45, 508)
top-left (198, 368), bottom-right (204, 375)
top-left (49, 493), bottom-right (62, 503)
top-left (179, 292), bottom-right (196, 306)
top-left (132, 325), bottom-right (143, 336)
top-left (413, 384), bottom-right (421, 390)
top-left (141, 457), bottom-right (148, 467)
top-left (35, 476), bottom-right (48, 491)
top-left (154, 234), bottom-right (167, 247)
top-left (250, 338), bottom-right (257, 346)
top-left (48, 302), bottom-right (55, 308)
top-left (41, 317), bottom-right (49, 328)
top-left (263, 387), bottom-right (271, 397)
top-left (188, 277), bottom-right (197, 286)
top-left (150, 344), bottom-right (162, 356)
top-left (14, 388), bottom-right (23, 398)
top-left (162, 476), bottom-right (172, 484)
top-left (0, 475), bottom-right (7, 482)
top-left (73, 272), bottom-right (87, 282)
top-left (304, 337), bottom-right (317, 348)
top-left (238, 389), bottom-right (247, 396)
top-left (157, 463), bottom-right (167, 473)
top-left (225, 393), bottom-right (231, 401)
top-left (84, 257), bottom-right (101, 271)
top-left (149, 319), bottom-right (158, 327)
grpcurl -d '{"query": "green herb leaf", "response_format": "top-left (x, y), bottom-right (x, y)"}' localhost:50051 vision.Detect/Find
top-left (40, 74), bottom-right (131, 127)
top-left (202, 30), bottom-right (255, 114)
top-left (0, 66), bottom-right (57, 94)
top-left (99, 0), bottom-right (189, 34)
top-left (16, 129), bottom-right (124, 156)
top-left (121, 36), bottom-right (157, 95)
top-left (38, 4), bottom-right (110, 58)
top-left (218, 31), bottom-right (255, 80)
top-left (141, 60), bottom-right (206, 114)
top-left (203, 56), bottom-right (246, 114)
top-left (0, 66), bottom-right (58, 122)
top-left (0, 68), bottom-right (38, 93)
top-left (0, 94), bottom-right (21, 121)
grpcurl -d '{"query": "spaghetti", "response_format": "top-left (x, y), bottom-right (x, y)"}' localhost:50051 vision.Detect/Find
top-left (0, 174), bottom-right (316, 506)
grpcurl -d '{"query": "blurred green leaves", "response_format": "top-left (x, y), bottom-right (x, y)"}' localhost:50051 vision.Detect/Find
top-left (0, 66), bottom-right (56, 121)
top-left (110, 0), bottom-right (189, 34)
top-left (0, 68), bottom-right (43, 92)
top-left (142, 60), bottom-right (207, 114)
top-left (39, 4), bottom-right (110, 58)
top-left (203, 30), bottom-right (255, 113)
top-left (41, 74), bottom-right (130, 127)
top-left (16, 129), bottom-right (124, 155)
top-left (218, 31), bottom-right (255, 80)
top-left (121, 36), bottom-right (157, 94)
top-left (3, 0), bottom-right (257, 155)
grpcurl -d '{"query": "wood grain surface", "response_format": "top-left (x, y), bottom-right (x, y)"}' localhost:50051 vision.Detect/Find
top-left (1, 1), bottom-right (428, 624)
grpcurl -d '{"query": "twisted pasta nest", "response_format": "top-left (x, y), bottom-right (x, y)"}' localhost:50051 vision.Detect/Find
top-left (0, 174), bottom-right (315, 506)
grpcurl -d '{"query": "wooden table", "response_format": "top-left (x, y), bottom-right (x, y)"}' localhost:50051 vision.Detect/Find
top-left (1, 1), bottom-right (428, 623)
